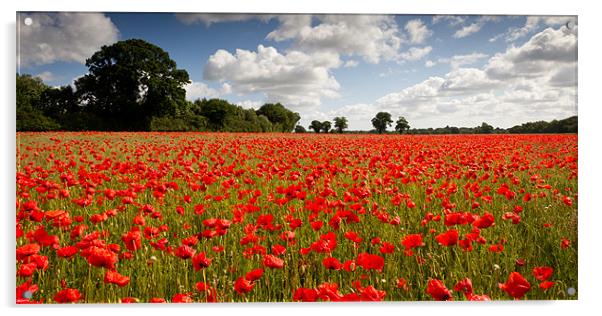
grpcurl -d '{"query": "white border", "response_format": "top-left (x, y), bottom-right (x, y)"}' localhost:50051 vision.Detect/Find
top-left (2, 1), bottom-right (601, 316)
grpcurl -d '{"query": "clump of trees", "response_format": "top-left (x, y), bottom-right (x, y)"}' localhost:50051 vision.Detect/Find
top-left (16, 39), bottom-right (300, 132)
top-left (371, 112), bottom-right (393, 133)
top-left (333, 117), bottom-right (348, 133)
top-left (507, 116), bottom-right (577, 134)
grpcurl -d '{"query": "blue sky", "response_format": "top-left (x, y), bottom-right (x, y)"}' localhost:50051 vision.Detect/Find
top-left (17, 13), bottom-right (577, 130)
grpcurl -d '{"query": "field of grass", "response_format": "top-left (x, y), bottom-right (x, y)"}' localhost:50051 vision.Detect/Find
top-left (15, 132), bottom-right (577, 303)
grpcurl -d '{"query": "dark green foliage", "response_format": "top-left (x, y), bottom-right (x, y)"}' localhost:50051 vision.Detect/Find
top-left (294, 125), bottom-right (307, 133)
top-left (395, 116), bottom-right (410, 134)
top-left (256, 103), bottom-right (301, 132)
top-left (371, 112), bottom-right (393, 134)
top-left (74, 39), bottom-right (190, 131)
top-left (333, 117), bottom-right (348, 133)
top-left (321, 121), bottom-right (331, 133)
top-left (507, 116), bottom-right (577, 134)
top-left (309, 120), bottom-right (323, 133)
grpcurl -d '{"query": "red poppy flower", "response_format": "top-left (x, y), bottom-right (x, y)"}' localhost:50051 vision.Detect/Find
top-left (379, 242), bottom-right (395, 254)
top-left (539, 281), bottom-right (555, 290)
top-left (532, 266), bottom-right (554, 281)
top-left (234, 276), bottom-right (255, 295)
top-left (56, 246), bottom-right (79, 258)
top-left (426, 279), bottom-right (453, 301)
top-left (54, 288), bottom-right (81, 303)
top-left (472, 212), bottom-right (495, 229)
top-left (293, 288), bottom-right (318, 302)
top-left (149, 298), bottom-right (166, 303)
top-left (271, 244), bottom-right (287, 256)
top-left (401, 234), bottom-right (424, 252)
top-left (359, 285), bottom-right (386, 301)
top-left (356, 253), bottom-right (384, 272)
top-left (120, 297), bottom-right (138, 303)
top-left (192, 252), bottom-right (212, 271)
top-left (84, 246), bottom-right (118, 269)
top-left (498, 272), bottom-right (531, 299)
top-left (322, 257), bottom-right (342, 270)
top-left (16, 243), bottom-right (40, 261)
top-left (561, 238), bottom-right (571, 249)
top-left (396, 278), bottom-right (409, 291)
top-left (435, 230), bottom-right (459, 247)
top-left (104, 270), bottom-right (130, 287)
top-left (245, 268), bottom-right (264, 281)
top-left (174, 245), bottom-right (196, 259)
top-left (263, 254), bottom-right (284, 269)
top-left (172, 293), bottom-right (193, 303)
top-left (454, 278), bottom-right (473, 296)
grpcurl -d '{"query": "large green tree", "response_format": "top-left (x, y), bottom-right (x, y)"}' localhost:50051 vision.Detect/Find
top-left (75, 39), bottom-right (190, 130)
top-left (395, 116), bottom-right (410, 134)
top-left (371, 112), bottom-right (393, 134)
top-left (16, 74), bottom-right (60, 131)
top-left (321, 121), bottom-right (332, 133)
top-left (256, 103), bottom-right (300, 132)
top-left (333, 116), bottom-right (348, 133)
top-left (309, 120), bottom-right (323, 133)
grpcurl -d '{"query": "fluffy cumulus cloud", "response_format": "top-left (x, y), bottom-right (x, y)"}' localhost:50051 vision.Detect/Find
top-left (438, 52), bottom-right (489, 69)
top-left (319, 24), bottom-right (577, 130)
top-left (18, 12), bottom-right (119, 66)
top-left (497, 16), bottom-right (576, 42)
top-left (452, 16), bottom-right (500, 39)
top-left (398, 46), bottom-right (432, 62)
top-left (432, 15), bottom-right (467, 26)
top-left (203, 45), bottom-right (341, 109)
top-left (184, 81), bottom-right (233, 101)
top-left (485, 26), bottom-right (577, 80)
top-left (405, 19), bottom-right (432, 44)
top-left (266, 15), bottom-right (407, 64)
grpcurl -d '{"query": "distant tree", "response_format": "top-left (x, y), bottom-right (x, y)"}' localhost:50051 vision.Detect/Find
top-left (321, 121), bottom-right (332, 133)
top-left (75, 39), bottom-right (190, 130)
top-left (16, 74), bottom-right (60, 131)
top-left (199, 98), bottom-right (235, 131)
top-left (256, 103), bottom-right (301, 132)
top-left (395, 116), bottom-right (410, 134)
top-left (333, 116), bottom-right (348, 133)
top-left (309, 120), bottom-right (323, 133)
top-left (478, 122), bottom-right (494, 134)
top-left (371, 112), bottom-right (393, 134)
top-left (294, 125), bottom-right (307, 133)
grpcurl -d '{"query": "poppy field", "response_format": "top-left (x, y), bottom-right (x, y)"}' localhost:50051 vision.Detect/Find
top-left (15, 132), bottom-right (578, 303)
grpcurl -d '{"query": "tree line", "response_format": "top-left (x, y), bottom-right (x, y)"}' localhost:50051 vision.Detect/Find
top-left (296, 112), bottom-right (576, 134)
top-left (17, 39), bottom-right (300, 132)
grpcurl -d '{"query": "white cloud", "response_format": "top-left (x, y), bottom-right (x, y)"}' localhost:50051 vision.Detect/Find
top-left (344, 60), bottom-right (359, 68)
top-left (432, 15), bottom-right (467, 26)
top-left (486, 26), bottom-right (577, 80)
top-left (505, 16), bottom-right (576, 42)
top-left (405, 19), bottom-right (432, 44)
top-left (175, 13), bottom-right (273, 26)
top-left (398, 46), bottom-right (432, 62)
top-left (453, 23), bottom-right (483, 38)
top-left (438, 52), bottom-right (489, 69)
top-left (452, 16), bottom-right (500, 39)
top-left (34, 71), bottom-right (55, 82)
top-left (267, 15), bottom-right (404, 64)
top-left (18, 12), bottom-right (119, 66)
top-left (184, 82), bottom-right (220, 101)
top-left (237, 100), bottom-right (263, 109)
top-left (314, 25), bottom-right (576, 130)
top-left (203, 45), bottom-right (341, 109)
top-left (425, 60), bottom-right (436, 67)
